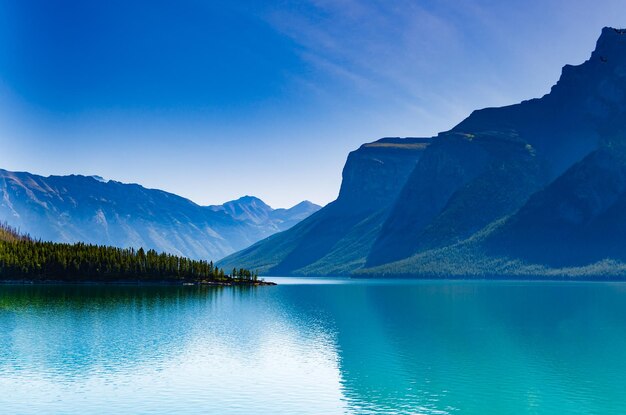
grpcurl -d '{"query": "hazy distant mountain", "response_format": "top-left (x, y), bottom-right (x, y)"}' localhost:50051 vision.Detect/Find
top-left (0, 170), bottom-right (320, 260)
top-left (210, 196), bottom-right (320, 230)
top-left (220, 27), bottom-right (626, 278)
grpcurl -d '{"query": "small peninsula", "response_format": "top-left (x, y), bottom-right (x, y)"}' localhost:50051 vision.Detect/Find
top-left (0, 223), bottom-right (274, 286)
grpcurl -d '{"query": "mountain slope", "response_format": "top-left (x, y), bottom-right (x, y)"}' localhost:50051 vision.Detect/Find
top-left (218, 137), bottom-right (431, 274)
top-left (222, 27), bottom-right (626, 278)
top-left (486, 137), bottom-right (626, 267)
top-left (0, 170), bottom-right (320, 260)
top-left (368, 27), bottom-right (626, 266)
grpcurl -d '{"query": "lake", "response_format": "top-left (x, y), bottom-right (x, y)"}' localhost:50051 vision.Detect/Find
top-left (1, 278), bottom-right (626, 414)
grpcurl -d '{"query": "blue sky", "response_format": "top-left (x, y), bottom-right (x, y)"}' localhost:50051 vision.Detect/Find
top-left (1, 0), bottom-right (625, 207)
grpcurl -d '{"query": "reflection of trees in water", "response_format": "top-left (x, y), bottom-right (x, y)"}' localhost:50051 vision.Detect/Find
top-left (0, 285), bottom-right (263, 377)
top-left (0, 284), bottom-right (263, 310)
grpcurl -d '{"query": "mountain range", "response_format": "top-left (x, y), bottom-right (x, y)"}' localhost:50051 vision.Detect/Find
top-left (0, 169), bottom-right (320, 261)
top-left (219, 27), bottom-right (626, 279)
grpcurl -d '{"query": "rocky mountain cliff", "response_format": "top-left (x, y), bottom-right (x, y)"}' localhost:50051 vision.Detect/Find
top-left (0, 170), bottom-right (320, 260)
top-left (218, 137), bottom-right (431, 275)
top-left (220, 27), bottom-right (626, 278)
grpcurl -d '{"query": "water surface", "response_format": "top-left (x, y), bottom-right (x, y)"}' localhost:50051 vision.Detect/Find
top-left (1, 278), bottom-right (626, 414)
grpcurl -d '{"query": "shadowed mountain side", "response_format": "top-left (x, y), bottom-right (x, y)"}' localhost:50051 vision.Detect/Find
top-left (217, 138), bottom-right (431, 274)
top-left (359, 137), bottom-right (626, 279)
top-left (367, 27), bottom-right (626, 266)
top-left (337, 138), bottom-right (432, 211)
top-left (366, 131), bottom-right (552, 265)
top-left (486, 140), bottom-right (626, 267)
top-left (357, 219), bottom-right (626, 279)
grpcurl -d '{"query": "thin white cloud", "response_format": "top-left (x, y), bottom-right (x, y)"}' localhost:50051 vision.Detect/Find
top-left (261, 0), bottom-right (626, 138)
top-left (261, 0), bottom-right (519, 135)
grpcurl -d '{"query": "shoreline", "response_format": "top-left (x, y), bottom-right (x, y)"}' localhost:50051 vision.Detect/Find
top-left (0, 279), bottom-right (277, 287)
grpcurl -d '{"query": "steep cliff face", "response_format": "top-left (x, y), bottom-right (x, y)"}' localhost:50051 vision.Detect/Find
top-left (337, 138), bottom-right (432, 210)
top-left (218, 137), bottom-right (431, 274)
top-left (0, 170), bottom-right (319, 260)
top-left (366, 133), bottom-right (492, 265)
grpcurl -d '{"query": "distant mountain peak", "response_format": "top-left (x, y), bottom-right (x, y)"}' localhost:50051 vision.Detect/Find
top-left (223, 195), bottom-right (271, 209)
top-left (291, 200), bottom-right (317, 208)
top-left (235, 195), bottom-right (264, 202)
top-left (215, 195), bottom-right (321, 227)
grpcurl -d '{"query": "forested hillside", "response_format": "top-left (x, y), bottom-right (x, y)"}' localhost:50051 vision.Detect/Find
top-left (0, 223), bottom-right (264, 284)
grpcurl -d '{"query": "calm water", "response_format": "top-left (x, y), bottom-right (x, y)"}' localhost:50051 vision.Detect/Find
top-left (1, 278), bottom-right (626, 414)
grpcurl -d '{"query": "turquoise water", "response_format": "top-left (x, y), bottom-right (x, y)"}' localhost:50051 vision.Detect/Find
top-left (1, 278), bottom-right (626, 414)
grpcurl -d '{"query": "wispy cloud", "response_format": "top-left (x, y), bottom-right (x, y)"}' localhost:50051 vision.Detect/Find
top-left (266, 1), bottom-right (462, 99)
top-left (261, 0), bottom-right (626, 136)
top-left (262, 0), bottom-right (504, 130)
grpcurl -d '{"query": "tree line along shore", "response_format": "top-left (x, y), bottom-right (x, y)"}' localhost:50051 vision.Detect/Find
top-left (0, 223), bottom-right (274, 285)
